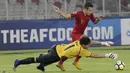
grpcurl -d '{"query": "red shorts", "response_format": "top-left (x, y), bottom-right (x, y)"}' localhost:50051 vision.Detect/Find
top-left (71, 33), bottom-right (82, 42)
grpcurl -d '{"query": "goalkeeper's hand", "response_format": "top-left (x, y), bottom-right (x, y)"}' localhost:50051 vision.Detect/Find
top-left (105, 53), bottom-right (118, 60)
top-left (101, 41), bottom-right (114, 47)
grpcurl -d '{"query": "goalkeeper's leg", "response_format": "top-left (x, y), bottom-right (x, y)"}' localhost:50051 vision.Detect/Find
top-left (13, 57), bottom-right (39, 71)
top-left (37, 44), bottom-right (60, 71)
top-left (73, 56), bottom-right (82, 70)
top-left (56, 56), bottom-right (68, 71)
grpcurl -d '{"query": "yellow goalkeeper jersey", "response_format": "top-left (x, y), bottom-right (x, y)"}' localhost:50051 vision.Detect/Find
top-left (56, 40), bottom-right (92, 58)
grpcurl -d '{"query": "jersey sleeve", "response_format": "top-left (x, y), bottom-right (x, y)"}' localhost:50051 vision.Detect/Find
top-left (80, 49), bottom-right (92, 57)
top-left (89, 13), bottom-right (96, 23)
top-left (71, 11), bottom-right (78, 18)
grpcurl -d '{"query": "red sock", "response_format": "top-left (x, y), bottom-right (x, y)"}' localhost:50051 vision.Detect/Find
top-left (74, 56), bottom-right (81, 62)
top-left (59, 60), bottom-right (64, 64)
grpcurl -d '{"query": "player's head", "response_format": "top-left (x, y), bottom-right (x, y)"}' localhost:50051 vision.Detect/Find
top-left (83, 2), bottom-right (93, 16)
top-left (79, 35), bottom-right (91, 48)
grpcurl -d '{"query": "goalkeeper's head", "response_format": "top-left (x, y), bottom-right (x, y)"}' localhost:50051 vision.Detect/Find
top-left (80, 35), bottom-right (91, 49)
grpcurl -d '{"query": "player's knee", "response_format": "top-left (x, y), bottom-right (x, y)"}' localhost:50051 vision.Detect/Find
top-left (61, 56), bottom-right (68, 61)
top-left (78, 56), bottom-right (82, 58)
top-left (48, 49), bottom-right (51, 53)
top-left (36, 54), bottom-right (45, 63)
top-left (36, 57), bottom-right (40, 63)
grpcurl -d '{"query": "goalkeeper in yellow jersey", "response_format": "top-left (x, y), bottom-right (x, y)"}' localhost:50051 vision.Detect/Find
top-left (13, 35), bottom-right (118, 72)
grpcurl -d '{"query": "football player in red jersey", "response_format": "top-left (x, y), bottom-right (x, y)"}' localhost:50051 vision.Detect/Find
top-left (54, 2), bottom-right (104, 68)
top-left (54, 2), bottom-right (103, 42)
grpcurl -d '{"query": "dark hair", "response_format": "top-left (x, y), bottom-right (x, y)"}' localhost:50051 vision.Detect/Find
top-left (84, 2), bottom-right (93, 9)
top-left (79, 35), bottom-right (91, 45)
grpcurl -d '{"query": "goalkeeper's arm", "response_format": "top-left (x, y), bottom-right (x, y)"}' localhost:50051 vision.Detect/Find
top-left (89, 52), bottom-right (118, 60)
top-left (91, 40), bottom-right (114, 47)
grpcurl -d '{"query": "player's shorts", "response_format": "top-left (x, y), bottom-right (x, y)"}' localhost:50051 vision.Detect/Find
top-left (71, 33), bottom-right (82, 42)
top-left (37, 44), bottom-right (60, 66)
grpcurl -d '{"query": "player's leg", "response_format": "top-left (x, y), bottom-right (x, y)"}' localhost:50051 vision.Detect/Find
top-left (56, 56), bottom-right (68, 71)
top-left (36, 63), bottom-right (45, 72)
top-left (73, 56), bottom-right (82, 70)
top-left (71, 33), bottom-right (82, 70)
top-left (38, 45), bottom-right (60, 66)
top-left (37, 44), bottom-right (60, 72)
top-left (36, 54), bottom-right (47, 72)
top-left (13, 56), bottom-right (40, 71)
top-left (71, 33), bottom-right (82, 42)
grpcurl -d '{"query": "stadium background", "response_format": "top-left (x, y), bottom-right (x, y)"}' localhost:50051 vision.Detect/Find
top-left (0, 0), bottom-right (129, 50)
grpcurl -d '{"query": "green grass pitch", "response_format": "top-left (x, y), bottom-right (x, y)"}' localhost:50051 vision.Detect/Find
top-left (0, 46), bottom-right (130, 73)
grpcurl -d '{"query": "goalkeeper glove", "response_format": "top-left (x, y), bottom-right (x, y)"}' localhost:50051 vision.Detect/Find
top-left (105, 53), bottom-right (118, 60)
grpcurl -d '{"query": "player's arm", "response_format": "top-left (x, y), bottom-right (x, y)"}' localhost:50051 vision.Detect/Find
top-left (90, 13), bottom-right (103, 24)
top-left (53, 6), bottom-right (71, 18)
top-left (91, 40), bottom-right (101, 44)
top-left (81, 50), bottom-right (118, 60)
top-left (91, 40), bottom-right (114, 47)
top-left (90, 53), bottom-right (105, 58)
top-left (90, 52), bottom-right (118, 60)
top-left (93, 16), bottom-right (103, 24)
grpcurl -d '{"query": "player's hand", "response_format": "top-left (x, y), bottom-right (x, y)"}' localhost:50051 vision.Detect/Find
top-left (53, 5), bottom-right (60, 13)
top-left (101, 41), bottom-right (114, 47)
top-left (97, 16), bottom-right (103, 20)
top-left (105, 53), bottom-right (118, 60)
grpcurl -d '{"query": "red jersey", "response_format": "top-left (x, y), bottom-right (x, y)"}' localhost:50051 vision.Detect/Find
top-left (71, 10), bottom-right (96, 34)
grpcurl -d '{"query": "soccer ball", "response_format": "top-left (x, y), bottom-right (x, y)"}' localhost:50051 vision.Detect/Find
top-left (114, 61), bottom-right (125, 70)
